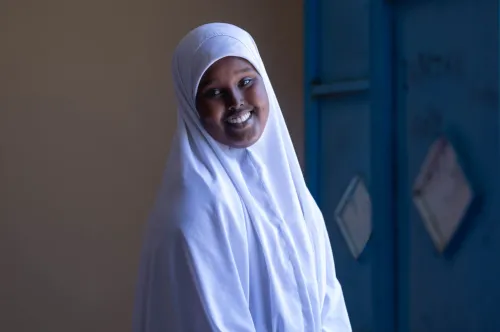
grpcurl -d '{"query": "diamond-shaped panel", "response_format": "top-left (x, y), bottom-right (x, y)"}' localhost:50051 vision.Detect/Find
top-left (412, 137), bottom-right (473, 253)
top-left (335, 176), bottom-right (372, 259)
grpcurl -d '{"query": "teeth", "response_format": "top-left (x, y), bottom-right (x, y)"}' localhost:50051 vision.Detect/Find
top-left (227, 111), bottom-right (251, 124)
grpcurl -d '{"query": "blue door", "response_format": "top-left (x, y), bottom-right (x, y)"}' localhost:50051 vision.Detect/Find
top-left (305, 0), bottom-right (500, 331)
top-left (305, 0), bottom-right (376, 330)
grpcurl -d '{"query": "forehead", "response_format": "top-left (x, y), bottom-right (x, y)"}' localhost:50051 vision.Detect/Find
top-left (199, 57), bottom-right (256, 84)
top-left (186, 38), bottom-right (260, 98)
top-left (172, 27), bottom-right (263, 101)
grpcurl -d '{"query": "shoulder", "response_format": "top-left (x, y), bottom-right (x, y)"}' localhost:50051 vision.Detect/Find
top-left (150, 172), bottom-right (246, 242)
top-left (178, 182), bottom-right (246, 239)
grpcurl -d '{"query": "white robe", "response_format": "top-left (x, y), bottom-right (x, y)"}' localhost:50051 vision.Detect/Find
top-left (132, 22), bottom-right (352, 332)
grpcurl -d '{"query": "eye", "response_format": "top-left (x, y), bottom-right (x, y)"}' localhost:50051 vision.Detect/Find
top-left (240, 78), bottom-right (253, 87)
top-left (204, 88), bottom-right (222, 98)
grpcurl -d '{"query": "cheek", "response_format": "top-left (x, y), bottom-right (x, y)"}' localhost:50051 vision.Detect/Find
top-left (257, 89), bottom-right (270, 128)
top-left (253, 86), bottom-right (270, 115)
top-left (197, 101), bottom-right (225, 124)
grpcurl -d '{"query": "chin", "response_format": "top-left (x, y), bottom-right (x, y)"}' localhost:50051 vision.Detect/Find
top-left (228, 140), bottom-right (255, 149)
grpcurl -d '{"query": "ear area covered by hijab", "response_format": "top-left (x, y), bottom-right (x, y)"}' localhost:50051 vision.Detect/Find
top-left (132, 22), bottom-right (352, 332)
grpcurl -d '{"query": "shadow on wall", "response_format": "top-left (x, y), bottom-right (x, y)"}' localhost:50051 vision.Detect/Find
top-left (0, 0), bottom-right (303, 331)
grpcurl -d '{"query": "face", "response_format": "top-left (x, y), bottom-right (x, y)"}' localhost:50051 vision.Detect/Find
top-left (195, 56), bottom-right (269, 148)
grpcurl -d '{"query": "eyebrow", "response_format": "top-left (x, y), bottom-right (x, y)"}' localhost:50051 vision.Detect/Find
top-left (198, 80), bottom-right (213, 91)
top-left (235, 66), bottom-right (254, 74)
top-left (198, 66), bottom-right (255, 91)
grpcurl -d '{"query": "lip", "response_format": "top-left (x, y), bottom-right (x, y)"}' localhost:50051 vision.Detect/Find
top-left (224, 108), bottom-right (254, 122)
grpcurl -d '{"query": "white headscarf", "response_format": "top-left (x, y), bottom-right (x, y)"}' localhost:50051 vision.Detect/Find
top-left (133, 22), bottom-right (351, 332)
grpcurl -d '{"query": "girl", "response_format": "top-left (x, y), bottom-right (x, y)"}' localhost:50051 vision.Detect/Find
top-left (133, 22), bottom-right (351, 332)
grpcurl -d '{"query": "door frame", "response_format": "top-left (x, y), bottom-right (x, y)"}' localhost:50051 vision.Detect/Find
top-left (303, 1), bottom-right (403, 331)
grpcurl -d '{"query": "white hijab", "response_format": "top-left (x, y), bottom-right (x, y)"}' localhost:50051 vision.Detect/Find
top-left (133, 22), bottom-right (351, 332)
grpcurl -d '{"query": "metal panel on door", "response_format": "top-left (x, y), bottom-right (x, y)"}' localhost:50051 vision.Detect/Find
top-left (307, 0), bottom-right (500, 330)
top-left (396, 0), bottom-right (500, 330)
top-left (305, 0), bottom-right (376, 331)
top-left (317, 98), bottom-right (372, 331)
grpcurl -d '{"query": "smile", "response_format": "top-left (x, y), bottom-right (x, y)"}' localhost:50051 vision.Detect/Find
top-left (226, 110), bottom-right (253, 125)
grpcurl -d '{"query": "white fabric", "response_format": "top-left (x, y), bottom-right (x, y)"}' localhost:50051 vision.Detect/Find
top-left (132, 22), bottom-right (351, 332)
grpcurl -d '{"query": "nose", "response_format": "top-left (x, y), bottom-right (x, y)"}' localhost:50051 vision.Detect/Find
top-left (226, 87), bottom-right (244, 110)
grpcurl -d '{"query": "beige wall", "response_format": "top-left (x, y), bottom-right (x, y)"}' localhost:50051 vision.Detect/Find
top-left (1, 0), bottom-right (302, 331)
